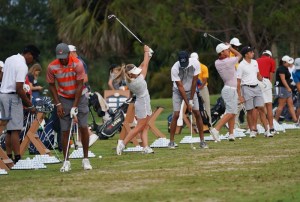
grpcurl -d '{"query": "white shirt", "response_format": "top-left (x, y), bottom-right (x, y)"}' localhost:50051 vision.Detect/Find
top-left (237, 59), bottom-right (259, 85)
top-left (0, 54), bottom-right (28, 93)
top-left (171, 58), bottom-right (201, 91)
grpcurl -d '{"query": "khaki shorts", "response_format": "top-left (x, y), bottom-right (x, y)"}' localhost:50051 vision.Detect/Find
top-left (258, 79), bottom-right (273, 103)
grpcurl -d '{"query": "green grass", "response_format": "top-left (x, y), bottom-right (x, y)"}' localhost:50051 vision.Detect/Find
top-left (1, 97), bottom-right (300, 202)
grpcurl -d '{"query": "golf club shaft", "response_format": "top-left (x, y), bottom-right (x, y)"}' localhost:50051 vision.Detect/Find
top-left (190, 112), bottom-right (194, 149)
top-left (64, 119), bottom-right (74, 163)
top-left (207, 33), bottom-right (224, 43)
top-left (114, 17), bottom-right (144, 45)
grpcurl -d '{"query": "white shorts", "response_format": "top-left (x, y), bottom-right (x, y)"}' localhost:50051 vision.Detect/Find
top-left (222, 86), bottom-right (238, 114)
top-left (258, 78), bottom-right (273, 103)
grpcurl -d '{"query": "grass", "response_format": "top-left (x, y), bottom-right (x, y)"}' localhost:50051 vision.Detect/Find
top-left (1, 96), bottom-right (300, 202)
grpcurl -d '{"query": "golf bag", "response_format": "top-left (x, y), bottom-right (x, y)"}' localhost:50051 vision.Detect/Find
top-left (197, 92), bottom-right (211, 127)
top-left (210, 96), bottom-right (226, 126)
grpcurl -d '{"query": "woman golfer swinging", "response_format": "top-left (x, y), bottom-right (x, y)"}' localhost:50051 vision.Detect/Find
top-left (116, 45), bottom-right (153, 155)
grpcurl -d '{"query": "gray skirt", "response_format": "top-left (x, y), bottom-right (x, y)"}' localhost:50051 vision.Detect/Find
top-left (135, 94), bottom-right (152, 119)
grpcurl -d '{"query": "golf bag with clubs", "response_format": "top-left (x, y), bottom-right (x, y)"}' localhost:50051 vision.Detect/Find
top-left (210, 96), bottom-right (226, 126)
top-left (89, 92), bottom-right (136, 139)
top-left (197, 92), bottom-right (211, 127)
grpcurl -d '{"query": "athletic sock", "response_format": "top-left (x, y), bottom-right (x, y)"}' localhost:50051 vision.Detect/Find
top-left (14, 155), bottom-right (21, 164)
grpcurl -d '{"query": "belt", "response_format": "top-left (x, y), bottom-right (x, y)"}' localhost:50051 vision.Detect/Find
top-left (263, 77), bottom-right (269, 79)
top-left (242, 84), bottom-right (258, 88)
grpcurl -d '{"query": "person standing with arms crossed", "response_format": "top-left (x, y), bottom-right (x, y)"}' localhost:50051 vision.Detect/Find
top-left (168, 51), bottom-right (208, 149)
top-left (210, 43), bottom-right (242, 141)
top-left (47, 43), bottom-right (92, 171)
top-left (0, 45), bottom-right (39, 163)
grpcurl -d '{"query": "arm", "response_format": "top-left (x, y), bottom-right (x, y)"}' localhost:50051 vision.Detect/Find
top-left (228, 45), bottom-right (242, 61)
top-left (237, 78), bottom-right (244, 103)
top-left (73, 79), bottom-right (84, 108)
top-left (269, 72), bottom-right (274, 83)
top-left (175, 80), bottom-right (192, 112)
top-left (257, 72), bottom-right (263, 81)
top-left (190, 75), bottom-right (198, 103)
top-left (296, 82), bottom-right (300, 93)
top-left (140, 45), bottom-right (151, 78)
top-left (48, 82), bottom-right (65, 118)
top-left (199, 78), bottom-right (207, 89)
top-left (16, 82), bottom-right (33, 108)
top-left (279, 74), bottom-right (292, 92)
top-left (108, 78), bottom-right (115, 90)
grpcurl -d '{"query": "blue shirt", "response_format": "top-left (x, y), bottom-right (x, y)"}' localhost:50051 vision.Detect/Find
top-left (292, 69), bottom-right (300, 83)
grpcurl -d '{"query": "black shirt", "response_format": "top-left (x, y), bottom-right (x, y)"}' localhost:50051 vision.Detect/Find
top-left (275, 66), bottom-right (292, 87)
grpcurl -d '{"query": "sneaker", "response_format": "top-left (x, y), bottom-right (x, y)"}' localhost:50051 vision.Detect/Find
top-left (249, 131), bottom-right (257, 138)
top-left (200, 141), bottom-right (209, 149)
top-left (264, 130), bottom-right (273, 137)
top-left (76, 141), bottom-right (83, 148)
top-left (143, 146), bottom-right (154, 154)
top-left (168, 141), bottom-right (176, 149)
top-left (89, 134), bottom-right (98, 147)
top-left (116, 140), bottom-right (125, 155)
top-left (60, 161), bottom-right (71, 172)
top-left (82, 158), bottom-right (92, 170)
top-left (228, 134), bottom-right (235, 141)
top-left (210, 128), bottom-right (220, 142)
top-left (270, 128), bottom-right (276, 135)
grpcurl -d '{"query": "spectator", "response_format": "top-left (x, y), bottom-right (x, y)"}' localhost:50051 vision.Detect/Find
top-left (210, 43), bottom-right (242, 141)
top-left (27, 63), bottom-right (43, 100)
top-left (190, 52), bottom-right (211, 125)
top-left (256, 50), bottom-right (276, 134)
top-left (237, 46), bottom-right (271, 138)
top-left (291, 58), bottom-right (300, 122)
top-left (108, 64), bottom-right (126, 90)
top-left (0, 45), bottom-right (39, 163)
top-left (274, 55), bottom-right (298, 123)
top-left (47, 43), bottom-right (92, 172)
top-left (168, 50), bottom-right (208, 149)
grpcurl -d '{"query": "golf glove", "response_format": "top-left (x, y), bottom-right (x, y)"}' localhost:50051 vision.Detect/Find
top-left (149, 48), bottom-right (154, 57)
top-left (189, 100), bottom-right (194, 107)
top-left (70, 107), bottom-right (78, 118)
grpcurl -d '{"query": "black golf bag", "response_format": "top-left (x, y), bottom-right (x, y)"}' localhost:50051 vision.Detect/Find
top-left (197, 92), bottom-right (211, 127)
top-left (210, 96), bottom-right (226, 126)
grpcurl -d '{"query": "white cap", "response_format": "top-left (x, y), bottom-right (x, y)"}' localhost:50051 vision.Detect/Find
top-left (190, 52), bottom-right (199, 60)
top-left (216, 43), bottom-right (230, 54)
top-left (128, 66), bottom-right (142, 75)
top-left (68, 45), bottom-right (76, 52)
top-left (262, 50), bottom-right (272, 57)
top-left (0, 61), bottom-right (4, 68)
top-left (230, 37), bottom-right (242, 46)
top-left (294, 58), bottom-right (300, 70)
top-left (282, 55), bottom-right (294, 64)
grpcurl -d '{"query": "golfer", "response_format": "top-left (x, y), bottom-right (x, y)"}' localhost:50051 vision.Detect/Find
top-left (168, 50), bottom-right (208, 149)
top-left (116, 45), bottom-right (153, 155)
top-left (47, 43), bottom-right (92, 171)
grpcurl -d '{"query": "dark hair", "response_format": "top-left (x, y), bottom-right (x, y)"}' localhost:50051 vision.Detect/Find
top-left (109, 64), bottom-right (118, 72)
top-left (23, 45), bottom-right (40, 60)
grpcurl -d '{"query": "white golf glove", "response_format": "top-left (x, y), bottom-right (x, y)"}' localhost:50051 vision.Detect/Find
top-left (149, 48), bottom-right (154, 57)
top-left (70, 107), bottom-right (78, 118)
top-left (189, 100), bottom-right (194, 107)
top-left (23, 84), bottom-right (30, 93)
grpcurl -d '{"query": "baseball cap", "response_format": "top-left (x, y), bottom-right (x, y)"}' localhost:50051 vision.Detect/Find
top-left (241, 46), bottom-right (254, 56)
top-left (0, 61), bottom-right (4, 68)
top-left (262, 50), bottom-right (272, 57)
top-left (68, 45), bottom-right (76, 52)
top-left (230, 37), bottom-right (242, 46)
top-left (190, 52), bottom-right (199, 60)
top-left (56, 43), bottom-right (70, 59)
top-left (23, 45), bottom-right (40, 60)
top-left (294, 58), bottom-right (300, 70)
top-left (178, 51), bottom-right (189, 68)
top-left (282, 55), bottom-right (294, 64)
top-left (127, 65), bottom-right (142, 75)
top-left (216, 43), bottom-right (230, 54)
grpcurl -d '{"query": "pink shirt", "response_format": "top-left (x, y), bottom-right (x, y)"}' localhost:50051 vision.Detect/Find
top-left (215, 57), bottom-right (239, 87)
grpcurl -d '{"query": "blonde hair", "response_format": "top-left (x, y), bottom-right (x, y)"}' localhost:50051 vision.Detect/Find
top-left (123, 64), bottom-right (136, 83)
top-left (29, 63), bottom-right (42, 75)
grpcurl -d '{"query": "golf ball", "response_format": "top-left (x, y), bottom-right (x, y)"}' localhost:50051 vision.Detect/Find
top-left (98, 155), bottom-right (102, 159)
top-left (193, 147), bottom-right (196, 150)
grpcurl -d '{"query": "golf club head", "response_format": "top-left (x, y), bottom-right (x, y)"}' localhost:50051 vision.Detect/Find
top-left (203, 33), bottom-right (208, 37)
top-left (107, 14), bottom-right (116, 20)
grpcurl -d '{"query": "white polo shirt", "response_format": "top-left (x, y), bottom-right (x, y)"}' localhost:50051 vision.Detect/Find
top-left (237, 59), bottom-right (259, 85)
top-left (171, 58), bottom-right (201, 91)
top-left (0, 54), bottom-right (28, 93)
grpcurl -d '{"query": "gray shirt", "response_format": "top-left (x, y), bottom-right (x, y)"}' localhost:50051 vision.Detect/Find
top-left (215, 57), bottom-right (239, 88)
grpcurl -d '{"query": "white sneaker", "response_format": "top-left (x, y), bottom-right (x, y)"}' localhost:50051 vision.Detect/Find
top-left (76, 141), bottom-right (83, 148)
top-left (82, 158), bottom-right (92, 170)
top-left (60, 161), bottom-right (71, 172)
top-left (249, 131), bottom-right (257, 138)
top-left (89, 134), bottom-right (98, 147)
top-left (116, 140), bottom-right (125, 155)
top-left (143, 146), bottom-right (154, 154)
top-left (228, 134), bottom-right (235, 141)
top-left (210, 128), bottom-right (220, 142)
top-left (264, 130), bottom-right (273, 137)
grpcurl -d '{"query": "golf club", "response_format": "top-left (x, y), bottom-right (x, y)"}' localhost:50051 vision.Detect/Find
top-left (60, 119), bottom-right (74, 172)
top-left (189, 112), bottom-right (196, 150)
top-left (108, 14), bottom-right (154, 55)
top-left (203, 32), bottom-right (224, 43)
top-left (108, 14), bottom-right (144, 45)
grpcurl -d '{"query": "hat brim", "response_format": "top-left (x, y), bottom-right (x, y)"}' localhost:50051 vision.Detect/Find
top-left (128, 66), bottom-right (142, 75)
top-left (56, 54), bottom-right (69, 59)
